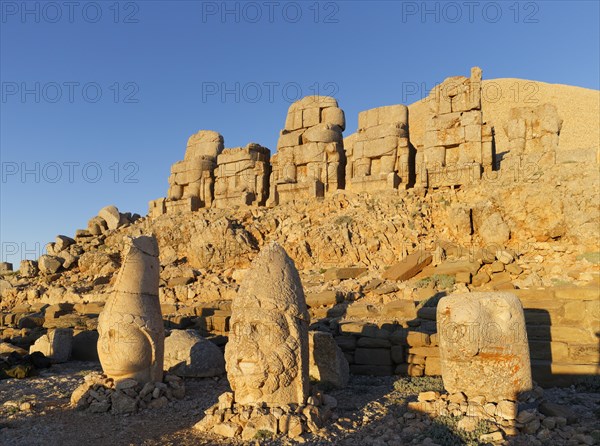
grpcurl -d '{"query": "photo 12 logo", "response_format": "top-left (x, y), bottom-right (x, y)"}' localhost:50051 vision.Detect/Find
top-left (1, 242), bottom-right (45, 264)
top-left (1, 161), bottom-right (140, 184)
top-left (1, 1), bottom-right (140, 24)
top-left (201, 81), bottom-right (339, 103)
top-left (400, 1), bottom-right (540, 24)
top-left (200, 1), bottom-right (340, 24)
top-left (1, 82), bottom-right (140, 104)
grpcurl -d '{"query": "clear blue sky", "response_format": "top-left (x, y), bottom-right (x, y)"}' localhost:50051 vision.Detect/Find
top-left (1, 1), bottom-right (599, 263)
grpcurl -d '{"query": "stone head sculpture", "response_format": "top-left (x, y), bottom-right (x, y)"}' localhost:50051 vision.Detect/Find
top-left (225, 242), bottom-right (310, 406)
top-left (437, 292), bottom-right (532, 401)
top-left (97, 235), bottom-right (164, 384)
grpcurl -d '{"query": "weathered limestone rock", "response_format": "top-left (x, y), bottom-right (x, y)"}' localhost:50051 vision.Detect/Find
top-left (99, 205), bottom-right (127, 230)
top-left (87, 215), bottom-right (108, 235)
top-left (38, 255), bottom-right (62, 274)
top-left (213, 143), bottom-right (270, 208)
top-left (224, 242), bottom-right (310, 405)
top-left (97, 236), bottom-right (164, 384)
top-left (30, 328), bottom-right (73, 363)
top-left (269, 96), bottom-right (345, 205)
top-left (19, 260), bottom-right (38, 277)
top-left (417, 67), bottom-right (493, 188)
top-left (164, 329), bottom-right (225, 377)
top-left (54, 235), bottom-right (75, 252)
top-left (309, 331), bottom-right (349, 388)
top-left (0, 262), bottom-right (13, 273)
top-left (504, 103), bottom-right (562, 165)
top-left (149, 130), bottom-right (224, 217)
top-left (437, 292), bottom-right (532, 401)
top-left (346, 105), bottom-right (411, 191)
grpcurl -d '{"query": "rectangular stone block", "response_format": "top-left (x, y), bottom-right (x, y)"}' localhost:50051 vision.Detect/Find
top-left (528, 340), bottom-right (569, 361)
top-left (382, 300), bottom-right (416, 319)
top-left (354, 348), bottom-right (392, 365)
top-left (302, 107), bottom-right (320, 127)
top-left (464, 125), bottom-right (482, 142)
top-left (554, 286), bottom-right (600, 301)
top-left (408, 346), bottom-right (440, 357)
top-left (395, 363), bottom-right (424, 377)
top-left (285, 110), bottom-right (303, 131)
top-left (433, 260), bottom-right (481, 276)
top-left (335, 335), bottom-right (357, 352)
top-left (382, 251), bottom-right (433, 281)
top-left (361, 136), bottom-right (399, 158)
top-left (406, 331), bottom-right (431, 347)
top-left (425, 356), bottom-right (442, 376)
top-left (391, 345), bottom-right (405, 363)
top-left (324, 267), bottom-right (368, 281)
top-left (567, 344), bottom-right (599, 363)
top-left (305, 291), bottom-right (341, 308)
top-left (350, 364), bottom-right (393, 376)
top-left (376, 105), bottom-right (408, 126)
top-left (364, 123), bottom-right (407, 140)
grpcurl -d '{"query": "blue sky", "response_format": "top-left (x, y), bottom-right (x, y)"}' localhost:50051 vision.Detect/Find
top-left (1, 0), bottom-right (599, 263)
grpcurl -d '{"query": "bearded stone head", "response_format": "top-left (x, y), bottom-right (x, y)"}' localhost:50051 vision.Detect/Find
top-left (225, 242), bottom-right (309, 406)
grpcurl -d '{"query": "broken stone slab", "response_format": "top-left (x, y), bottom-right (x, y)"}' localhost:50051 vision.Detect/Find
top-left (309, 331), bottom-right (349, 389)
top-left (437, 292), bottom-right (532, 402)
top-left (323, 267), bottom-right (368, 281)
top-left (381, 251), bottom-right (433, 281)
top-left (0, 262), bottom-right (13, 273)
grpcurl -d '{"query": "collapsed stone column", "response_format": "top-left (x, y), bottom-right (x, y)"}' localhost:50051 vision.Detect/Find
top-left (345, 104), bottom-right (411, 192)
top-left (213, 143), bottom-right (271, 208)
top-left (149, 130), bottom-right (224, 217)
top-left (504, 103), bottom-right (562, 166)
top-left (269, 96), bottom-right (345, 205)
top-left (437, 292), bottom-right (532, 402)
top-left (97, 235), bottom-right (164, 384)
top-left (417, 67), bottom-right (493, 188)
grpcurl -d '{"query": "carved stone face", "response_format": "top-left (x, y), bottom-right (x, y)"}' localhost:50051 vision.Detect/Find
top-left (97, 313), bottom-right (153, 380)
top-left (225, 308), bottom-right (301, 405)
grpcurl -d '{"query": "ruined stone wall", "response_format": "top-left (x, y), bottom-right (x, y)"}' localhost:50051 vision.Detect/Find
top-left (417, 67), bottom-right (493, 188)
top-left (213, 144), bottom-right (270, 208)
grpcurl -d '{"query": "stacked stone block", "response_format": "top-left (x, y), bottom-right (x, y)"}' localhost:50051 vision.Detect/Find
top-left (504, 103), bottom-right (562, 166)
top-left (417, 67), bottom-right (493, 188)
top-left (269, 96), bottom-right (346, 205)
top-left (213, 143), bottom-right (270, 208)
top-left (346, 105), bottom-right (411, 192)
top-left (149, 130), bottom-right (224, 217)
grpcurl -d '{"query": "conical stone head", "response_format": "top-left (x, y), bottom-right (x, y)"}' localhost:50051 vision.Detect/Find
top-left (225, 242), bottom-right (310, 406)
top-left (97, 235), bottom-right (165, 384)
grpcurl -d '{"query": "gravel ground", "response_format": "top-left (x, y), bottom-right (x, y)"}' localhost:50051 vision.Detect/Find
top-left (1, 361), bottom-right (599, 446)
